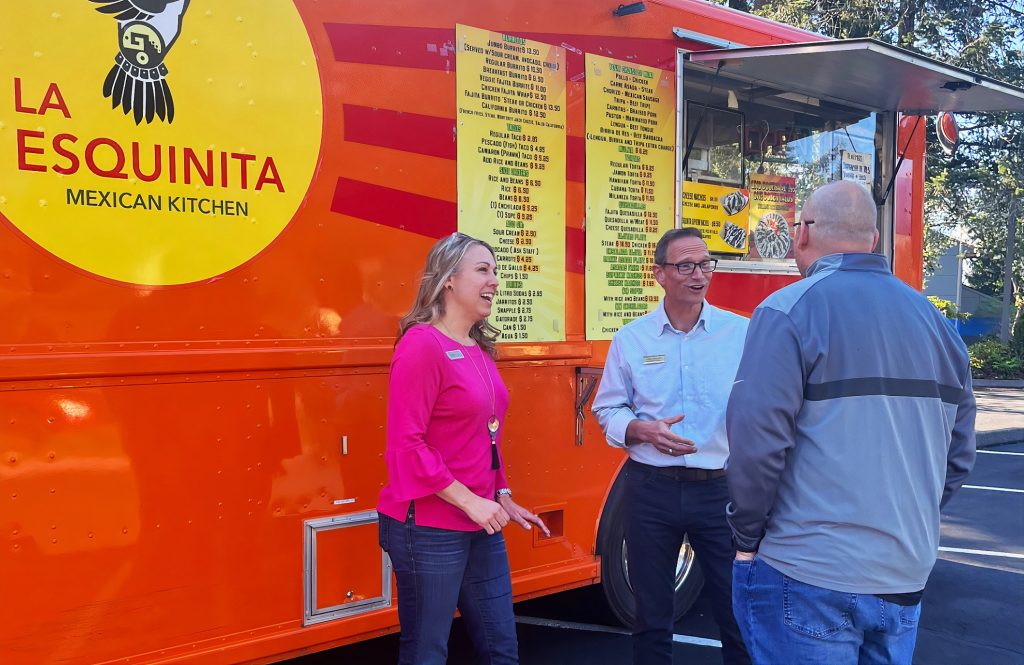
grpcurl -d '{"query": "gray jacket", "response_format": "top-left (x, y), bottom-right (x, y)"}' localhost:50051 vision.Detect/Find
top-left (726, 252), bottom-right (976, 594)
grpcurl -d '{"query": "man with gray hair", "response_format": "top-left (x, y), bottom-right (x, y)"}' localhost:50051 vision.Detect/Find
top-left (594, 227), bottom-right (751, 665)
top-left (725, 181), bottom-right (976, 664)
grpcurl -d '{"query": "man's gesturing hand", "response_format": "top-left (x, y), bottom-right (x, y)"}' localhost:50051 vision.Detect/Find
top-left (626, 415), bottom-right (698, 457)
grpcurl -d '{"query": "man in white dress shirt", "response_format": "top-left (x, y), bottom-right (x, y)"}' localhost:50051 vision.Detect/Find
top-left (593, 227), bottom-right (750, 665)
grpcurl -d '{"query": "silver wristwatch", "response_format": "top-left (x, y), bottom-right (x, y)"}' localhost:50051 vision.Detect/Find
top-left (495, 487), bottom-right (513, 500)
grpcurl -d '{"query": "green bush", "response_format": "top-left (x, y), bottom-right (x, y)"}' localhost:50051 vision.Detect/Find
top-left (969, 337), bottom-right (1024, 380)
top-left (928, 296), bottom-right (970, 322)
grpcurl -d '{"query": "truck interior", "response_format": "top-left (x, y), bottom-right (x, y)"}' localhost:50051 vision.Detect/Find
top-left (679, 38), bottom-right (1024, 269)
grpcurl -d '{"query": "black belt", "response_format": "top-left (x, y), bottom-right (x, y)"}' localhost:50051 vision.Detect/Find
top-left (629, 459), bottom-right (726, 482)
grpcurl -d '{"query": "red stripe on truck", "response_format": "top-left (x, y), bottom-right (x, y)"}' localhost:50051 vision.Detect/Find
top-left (344, 105), bottom-right (457, 160)
top-left (331, 177), bottom-right (456, 238)
top-left (326, 23), bottom-right (455, 71)
top-left (326, 23), bottom-right (677, 77)
top-left (330, 177), bottom-right (585, 274)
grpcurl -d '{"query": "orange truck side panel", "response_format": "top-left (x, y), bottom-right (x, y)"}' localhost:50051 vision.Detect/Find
top-left (893, 115), bottom-right (927, 289)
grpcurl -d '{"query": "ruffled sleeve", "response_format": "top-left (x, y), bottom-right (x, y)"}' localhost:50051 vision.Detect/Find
top-left (384, 328), bottom-right (456, 500)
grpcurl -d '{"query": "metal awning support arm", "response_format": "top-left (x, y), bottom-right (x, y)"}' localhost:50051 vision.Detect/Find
top-left (680, 61), bottom-right (724, 171)
top-left (879, 114), bottom-right (923, 206)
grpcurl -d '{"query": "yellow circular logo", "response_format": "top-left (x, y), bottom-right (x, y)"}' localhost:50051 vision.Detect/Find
top-left (0, 1), bottom-right (322, 285)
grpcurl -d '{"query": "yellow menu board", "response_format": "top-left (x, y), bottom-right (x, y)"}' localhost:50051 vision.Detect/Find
top-left (747, 174), bottom-right (797, 260)
top-left (680, 182), bottom-right (750, 254)
top-left (456, 24), bottom-right (566, 342)
top-left (585, 54), bottom-right (676, 340)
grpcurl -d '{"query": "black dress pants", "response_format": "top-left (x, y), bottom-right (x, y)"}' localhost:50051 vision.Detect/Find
top-left (624, 460), bottom-right (751, 665)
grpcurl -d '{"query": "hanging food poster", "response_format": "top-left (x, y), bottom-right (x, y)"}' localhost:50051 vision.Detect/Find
top-left (747, 174), bottom-right (796, 259)
top-left (680, 181), bottom-right (750, 254)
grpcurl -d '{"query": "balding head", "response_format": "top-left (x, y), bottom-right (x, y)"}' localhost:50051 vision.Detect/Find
top-left (795, 181), bottom-right (879, 275)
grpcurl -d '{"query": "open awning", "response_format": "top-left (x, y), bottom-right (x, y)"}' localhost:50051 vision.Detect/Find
top-left (686, 38), bottom-right (1024, 114)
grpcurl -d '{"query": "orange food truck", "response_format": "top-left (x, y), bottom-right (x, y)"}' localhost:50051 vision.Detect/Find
top-left (3, 0), bottom-right (1023, 663)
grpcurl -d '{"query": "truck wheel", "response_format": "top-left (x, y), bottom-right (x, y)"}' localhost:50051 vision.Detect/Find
top-left (598, 471), bottom-right (704, 628)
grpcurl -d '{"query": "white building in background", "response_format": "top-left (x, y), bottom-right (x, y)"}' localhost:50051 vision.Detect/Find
top-left (924, 242), bottom-right (1002, 340)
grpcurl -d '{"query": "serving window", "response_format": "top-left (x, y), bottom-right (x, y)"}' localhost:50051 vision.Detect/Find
top-left (679, 60), bottom-right (882, 266)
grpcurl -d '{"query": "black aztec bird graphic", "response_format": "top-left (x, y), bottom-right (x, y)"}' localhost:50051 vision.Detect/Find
top-left (90, 0), bottom-right (191, 124)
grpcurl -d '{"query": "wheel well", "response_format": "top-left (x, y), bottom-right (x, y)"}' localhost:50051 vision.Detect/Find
top-left (595, 461), bottom-right (628, 557)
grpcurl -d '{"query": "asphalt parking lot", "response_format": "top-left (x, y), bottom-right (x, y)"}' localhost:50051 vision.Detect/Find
top-left (289, 440), bottom-right (1024, 665)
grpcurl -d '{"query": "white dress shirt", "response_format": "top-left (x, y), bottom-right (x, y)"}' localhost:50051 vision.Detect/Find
top-left (592, 300), bottom-right (749, 469)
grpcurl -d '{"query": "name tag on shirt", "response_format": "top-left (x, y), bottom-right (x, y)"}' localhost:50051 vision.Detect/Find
top-left (643, 354), bottom-right (666, 365)
top-left (446, 350), bottom-right (465, 360)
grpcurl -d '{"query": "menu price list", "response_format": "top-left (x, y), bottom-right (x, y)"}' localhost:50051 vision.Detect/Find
top-left (585, 55), bottom-right (675, 339)
top-left (457, 24), bottom-right (567, 342)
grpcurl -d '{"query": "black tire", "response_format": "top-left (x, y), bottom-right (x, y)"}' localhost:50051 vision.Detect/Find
top-left (597, 468), bottom-right (704, 628)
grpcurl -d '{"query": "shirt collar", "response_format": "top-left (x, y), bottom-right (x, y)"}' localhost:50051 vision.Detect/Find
top-left (806, 252), bottom-right (891, 277)
top-left (655, 300), bottom-right (714, 336)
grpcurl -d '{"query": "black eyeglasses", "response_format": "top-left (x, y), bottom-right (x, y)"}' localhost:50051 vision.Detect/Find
top-left (660, 259), bottom-right (718, 275)
top-left (793, 219), bottom-right (815, 228)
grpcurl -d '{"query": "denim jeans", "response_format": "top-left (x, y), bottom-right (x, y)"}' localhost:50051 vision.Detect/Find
top-left (378, 511), bottom-right (518, 665)
top-left (625, 461), bottom-right (751, 665)
top-left (732, 558), bottom-right (922, 665)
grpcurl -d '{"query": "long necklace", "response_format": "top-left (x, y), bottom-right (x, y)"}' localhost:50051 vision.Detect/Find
top-left (438, 320), bottom-right (500, 470)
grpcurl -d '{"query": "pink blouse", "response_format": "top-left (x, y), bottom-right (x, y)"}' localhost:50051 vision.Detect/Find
top-left (377, 324), bottom-right (510, 531)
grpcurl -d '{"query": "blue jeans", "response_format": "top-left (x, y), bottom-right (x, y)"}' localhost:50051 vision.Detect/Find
top-left (732, 558), bottom-right (921, 665)
top-left (625, 461), bottom-right (750, 665)
top-left (378, 511), bottom-right (518, 665)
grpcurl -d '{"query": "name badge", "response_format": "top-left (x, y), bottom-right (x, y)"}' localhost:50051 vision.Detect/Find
top-left (642, 354), bottom-right (666, 365)
top-left (446, 350), bottom-right (465, 360)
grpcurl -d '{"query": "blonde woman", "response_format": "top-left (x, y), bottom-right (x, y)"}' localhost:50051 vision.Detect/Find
top-left (377, 232), bottom-right (548, 665)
